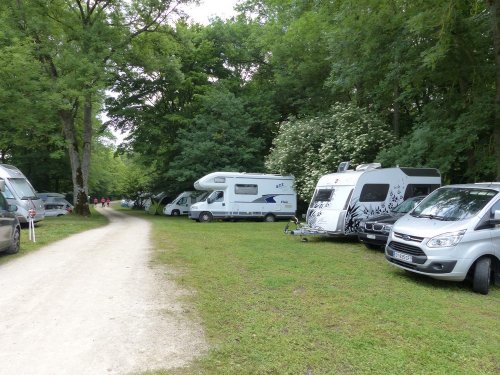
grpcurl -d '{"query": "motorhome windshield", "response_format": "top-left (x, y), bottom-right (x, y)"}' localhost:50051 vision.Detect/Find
top-left (9, 178), bottom-right (38, 199)
top-left (411, 188), bottom-right (497, 221)
top-left (310, 186), bottom-right (353, 210)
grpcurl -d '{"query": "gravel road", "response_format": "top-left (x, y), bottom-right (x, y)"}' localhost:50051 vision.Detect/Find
top-left (0, 207), bottom-right (207, 375)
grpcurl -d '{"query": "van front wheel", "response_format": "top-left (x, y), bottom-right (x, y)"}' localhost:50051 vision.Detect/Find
top-left (199, 212), bottom-right (213, 223)
top-left (171, 209), bottom-right (180, 216)
top-left (472, 257), bottom-right (491, 295)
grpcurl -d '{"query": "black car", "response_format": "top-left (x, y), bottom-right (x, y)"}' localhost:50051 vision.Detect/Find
top-left (357, 196), bottom-right (425, 249)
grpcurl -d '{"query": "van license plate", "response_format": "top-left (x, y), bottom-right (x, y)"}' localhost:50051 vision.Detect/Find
top-left (367, 234), bottom-right (376, 239)
top-left (393, 251), bottom-right (412, 263)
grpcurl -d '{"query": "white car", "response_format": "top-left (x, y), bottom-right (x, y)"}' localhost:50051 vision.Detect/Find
top-left (44, 204), bottom-right (69, 217)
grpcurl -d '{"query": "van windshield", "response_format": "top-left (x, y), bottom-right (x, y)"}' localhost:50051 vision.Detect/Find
top-left (310, 186), bottom-right (353, 210)
top-left (411, 187), bottom-right (497, 221)
top-left (9, 178), bottom-right (39, 200)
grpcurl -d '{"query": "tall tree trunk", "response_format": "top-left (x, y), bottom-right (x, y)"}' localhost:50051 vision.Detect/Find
top-left (60, 108), bottom-right (91, 216)
top-left (489, 0), bottom-right (500, 181)
top-left (393, 85), bottom-right (401, 138)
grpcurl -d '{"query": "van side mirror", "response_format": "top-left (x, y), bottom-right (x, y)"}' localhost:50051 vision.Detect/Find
top-left (207, 197), bottom-right (213, 204)
top-left (0, 180), bottom-right (4, 192)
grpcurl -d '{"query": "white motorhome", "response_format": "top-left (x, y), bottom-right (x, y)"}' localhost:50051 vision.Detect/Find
top-left (189, 172), bottom-right (297, 222)
top-left (0, 164), bottom-right (45, 223)
top-left (287, 162), bottom-right (440, 237)
top-left (163, 191), bottom-right (209, 216)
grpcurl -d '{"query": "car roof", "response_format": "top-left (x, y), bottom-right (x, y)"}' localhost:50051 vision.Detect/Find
top-left (440, 183), bottom-right (500, 192)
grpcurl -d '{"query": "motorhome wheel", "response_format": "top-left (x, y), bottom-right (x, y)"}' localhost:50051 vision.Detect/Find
top-left (199, 212), bottom-right (213, 223)
top-left (171, 209), bottom-right (180, 216)
top-left (264, 214), bottom-right (276, 222)
top-left (472, 257), bottom-right (491, 295)
top-left (6, 227), bottom-right (20, 254)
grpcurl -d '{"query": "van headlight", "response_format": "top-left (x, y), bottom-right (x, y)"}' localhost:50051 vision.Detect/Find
top-left (427, 230), bottom-right (466, 248)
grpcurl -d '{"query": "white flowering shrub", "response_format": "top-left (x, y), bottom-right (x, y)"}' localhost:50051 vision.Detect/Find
top-left (266, 103), bottom-right (396, 200)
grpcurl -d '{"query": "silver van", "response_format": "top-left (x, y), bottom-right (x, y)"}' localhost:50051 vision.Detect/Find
top-left (385, 183), bottom-right (500, 294)
top-left (0, 164), bottom-right (45, 224)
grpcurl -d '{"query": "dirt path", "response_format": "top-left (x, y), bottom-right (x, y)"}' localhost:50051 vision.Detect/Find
top-left (0, 207), bottom-right (207, 375)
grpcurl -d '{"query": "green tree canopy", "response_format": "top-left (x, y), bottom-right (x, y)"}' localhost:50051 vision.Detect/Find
top-left (266, 103), bottom-right (396, 200)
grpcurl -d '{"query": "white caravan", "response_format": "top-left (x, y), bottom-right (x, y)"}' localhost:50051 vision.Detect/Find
top-left (189, 172), bottom-right (297, 222)
top-left (287, 162), bottom-right (440, 237)
top-left (163, 191), bottom-right (209, 216)
top-left (0, 164), bottom-right (45, 223)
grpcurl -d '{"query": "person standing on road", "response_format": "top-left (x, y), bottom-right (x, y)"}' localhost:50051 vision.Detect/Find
top-left (106, 197), bottom-right (111, 207)
top-left (93, 197), bottom-right (98, 207)
top-left (101, 197), bottom-right (106, 207)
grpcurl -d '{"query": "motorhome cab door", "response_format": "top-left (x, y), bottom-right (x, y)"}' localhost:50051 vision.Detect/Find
top-left (207, 190), bottom-right (225, 213)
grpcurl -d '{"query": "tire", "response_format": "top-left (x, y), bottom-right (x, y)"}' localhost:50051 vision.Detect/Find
top-left (199, 212), bottom-right (213, 223)
top-left (6, 227), bottom-right (20, 254)
top-left (264, 214), bottom-right (276, 222)
top-left (171, 210), bottom-right (180, 216)
top-left (472, 257), bottom-right (491, 295)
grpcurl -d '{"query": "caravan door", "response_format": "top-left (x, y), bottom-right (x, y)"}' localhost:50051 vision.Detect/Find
top-left (307, 185), bottom-right (354, 235)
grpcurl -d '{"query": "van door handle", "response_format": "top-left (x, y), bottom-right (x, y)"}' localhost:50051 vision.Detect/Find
top-left (222, 203), bottom-right (225, 206)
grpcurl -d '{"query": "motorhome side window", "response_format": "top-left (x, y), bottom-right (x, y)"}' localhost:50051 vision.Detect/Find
top-left (214, 177), bottom-right (226, 183)
top-left (235, 184), bottom-right (258, 195)
top-left (359, 184), bottom-right (390, 202)
top-left (313, 189), bottom-right (333, 202)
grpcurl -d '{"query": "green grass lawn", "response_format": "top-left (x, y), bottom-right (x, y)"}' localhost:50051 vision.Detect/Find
top-left (138, 213), bottom-right (500, 375)
top-left (0, 207), bottom-right (108, 265)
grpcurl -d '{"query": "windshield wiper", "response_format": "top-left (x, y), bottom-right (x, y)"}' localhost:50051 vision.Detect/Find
top-left (21, 195), bottom-right (39, 200)
top-left (415, 214), bottom-right (446, 220)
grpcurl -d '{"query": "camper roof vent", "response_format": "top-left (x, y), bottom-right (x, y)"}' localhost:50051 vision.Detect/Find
top-left (355, 163), bottom-right (382, 171)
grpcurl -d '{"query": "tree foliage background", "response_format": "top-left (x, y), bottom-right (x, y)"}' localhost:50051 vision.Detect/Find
top-left (0, 0), bottom-right (498, 206)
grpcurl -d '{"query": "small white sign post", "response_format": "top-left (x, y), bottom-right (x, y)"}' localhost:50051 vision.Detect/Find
top-left (28, 208), bottom-right (36, 242)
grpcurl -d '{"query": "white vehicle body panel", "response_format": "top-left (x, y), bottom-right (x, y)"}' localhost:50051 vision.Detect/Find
top-left (0, 164), bottom-right (45, 223)
top-left (305, 166), bottom-right (441, 236)
top-left (163, 191), bottom-right (208, 216)
top-left (189, 172), bottom-right (297, 221)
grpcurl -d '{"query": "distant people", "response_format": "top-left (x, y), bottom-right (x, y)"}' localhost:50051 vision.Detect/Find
top-left (106, 197), bottom-right (111, 207)
top-left (93, 197), bottom-right (98, 207)
top-left (101, 197), bottom-right (106, 207)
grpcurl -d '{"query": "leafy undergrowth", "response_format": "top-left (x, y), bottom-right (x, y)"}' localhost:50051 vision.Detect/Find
top-left (0, 207), bottom-right (108, 264)
top-left (138, 213), bottom-right (499, 374)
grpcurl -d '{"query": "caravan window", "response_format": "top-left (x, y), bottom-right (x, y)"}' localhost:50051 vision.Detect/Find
top-left (359, 184), bottom-right (389, 202)
top-left (214, 177), bottom-right (226, 183)
top-left (312, 189), bottom-right (333, 202)
top-left (404, 184), bottom-right (439, 200)
top-left (235, 184), bottom-right (258, 195)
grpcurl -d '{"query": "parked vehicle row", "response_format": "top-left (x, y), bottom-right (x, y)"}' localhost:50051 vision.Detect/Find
top-left (281, 162), bottom-right (499, 295)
